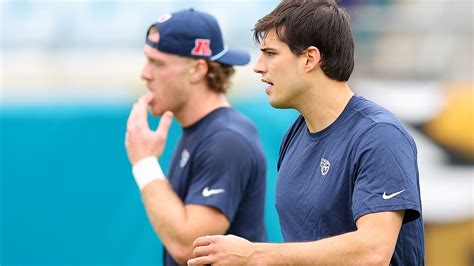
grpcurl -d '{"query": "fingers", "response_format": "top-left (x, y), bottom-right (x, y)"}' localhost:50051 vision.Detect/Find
top-left (189, 235), bottom-right (226, 265)
top-left (134, 95), bottom-right (151, 125)
top-left (192, 244), bottom-right (214, 257)
top-left (154, 111), bottom-right (173, 141)
top-left (126, 103), bottom-right (138, 131)
top-left (145, 91), bottom-right (154, 103)
top-left (125, 132), bottom-right (129, 147)
top-left (187, 256), bottom-right (215, 265)
top-left (193, 235), bottom-right (217, 248)
top-left (127, 94), bottom-right (152, 131)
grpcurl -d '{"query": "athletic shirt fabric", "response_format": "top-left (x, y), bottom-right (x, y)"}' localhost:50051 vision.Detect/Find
top-left (163, 107), bottom-right (267, 266)
top-left (276, 95), bottom-right (425, 265)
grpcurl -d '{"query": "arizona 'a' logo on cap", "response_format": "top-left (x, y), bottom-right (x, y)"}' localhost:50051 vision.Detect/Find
top-left (191, 39), bottom-right (212, 56)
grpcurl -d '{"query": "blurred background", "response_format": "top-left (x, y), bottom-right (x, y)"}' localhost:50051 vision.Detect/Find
top-left (1, 0), bottom-right (472, 265)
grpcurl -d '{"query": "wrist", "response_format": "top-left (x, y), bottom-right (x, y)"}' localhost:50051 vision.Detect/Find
top-left (132, 156), bottom-right (167, 190)
top-left (252, 242), bottom-right (278, 265)
top-left (249, 242), bottom-right (269, 264)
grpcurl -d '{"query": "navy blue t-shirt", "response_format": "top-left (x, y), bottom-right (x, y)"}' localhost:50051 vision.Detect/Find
top-left (276, 96), bottom-right (424, 264)
top-left (164, 107), bottom-right (267, 266)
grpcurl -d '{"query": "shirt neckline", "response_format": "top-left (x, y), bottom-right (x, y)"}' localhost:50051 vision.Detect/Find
top-left (304, 95), bottom-right (360, 140)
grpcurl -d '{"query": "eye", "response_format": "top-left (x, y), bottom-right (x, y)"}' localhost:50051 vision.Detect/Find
top-left (150, 58), bottom-right (164, 67)
top-left (267, 52), bottom-right (275, 57)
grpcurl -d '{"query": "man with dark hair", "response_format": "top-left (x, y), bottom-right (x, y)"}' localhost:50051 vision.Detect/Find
top-left (189, 1), bottom-right (424, 265)
top-left (125, 8), bottom-right (267, 266)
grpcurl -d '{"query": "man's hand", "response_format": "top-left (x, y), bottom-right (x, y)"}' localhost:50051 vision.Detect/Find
top-left (188, 235), bottom-right (255, 265)
top-left (125, 93), bottom-right (173, 165)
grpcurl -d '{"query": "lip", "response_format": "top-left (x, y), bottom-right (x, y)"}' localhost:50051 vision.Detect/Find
top-left (261, 78), bottom-right (273, 95)
top-left (264, 85), bottom-right (272, 95)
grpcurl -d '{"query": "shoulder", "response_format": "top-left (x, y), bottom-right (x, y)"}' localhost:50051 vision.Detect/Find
top-left (195, 128), bottom-right (262, 166)
top-left (206, 129), bottom-right (254, 147)
top-left (206, 108), bottom-right (260, 138)
top-left (361, 125), bottom-right (415, 153)
top-left (349, 96), bottom-right (416, 152)
top-left (350, 96), bottom-right (407, 129)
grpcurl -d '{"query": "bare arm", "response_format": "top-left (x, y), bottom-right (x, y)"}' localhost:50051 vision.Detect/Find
top-left (142, 180), bottom-right (229, 264)
top-left (125, 94), bottom-right (229, 264)
top-left (189, 211), bottom-right (404, 265)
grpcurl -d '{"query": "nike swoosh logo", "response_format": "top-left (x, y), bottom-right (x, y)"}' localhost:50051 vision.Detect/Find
top-left (202, 187), bottom-right (225, 197)
top-left (382, 189), bottom-right (406, 200)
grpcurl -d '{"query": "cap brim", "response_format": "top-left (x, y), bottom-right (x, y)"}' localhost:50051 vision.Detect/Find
top-left (215, 48), bottom-right (250, 66)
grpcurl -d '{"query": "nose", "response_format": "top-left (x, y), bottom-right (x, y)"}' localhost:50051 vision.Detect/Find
top-left (253, 54), bottom-right (266, 74)
top-left (140, 60), bottom-right (151, 81)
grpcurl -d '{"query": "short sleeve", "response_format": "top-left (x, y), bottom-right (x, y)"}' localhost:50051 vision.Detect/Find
top-left (184, 130), bottom-right (255, 222)
top-left (352, 123), bottom-right (421, 224)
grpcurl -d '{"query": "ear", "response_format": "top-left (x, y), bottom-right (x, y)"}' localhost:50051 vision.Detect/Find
top-left (147, 26), bottom-right (160, 43)
top-left (189, 59), bottom-right (208, 83)
top-left (304, 46), bottom-right (321, 73)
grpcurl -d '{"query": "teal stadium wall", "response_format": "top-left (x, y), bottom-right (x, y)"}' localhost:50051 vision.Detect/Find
top-left (0, 99), bottom-right (298, 264)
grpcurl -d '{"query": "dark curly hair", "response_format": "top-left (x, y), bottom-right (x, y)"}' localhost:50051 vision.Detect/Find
top-left (205, 60), bottom-right (235, 94)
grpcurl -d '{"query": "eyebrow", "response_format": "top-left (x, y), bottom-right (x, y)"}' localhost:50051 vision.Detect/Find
top-left (260, 47), bottom-right (277, 52)
top-left (145, 53), bottom-right (165, 64)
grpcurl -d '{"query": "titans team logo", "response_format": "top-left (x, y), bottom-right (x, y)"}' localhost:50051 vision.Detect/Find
top-left (180, 149), bottom-right (190, 168)
top-left (191, 39), bottom-right (212, 56)
top-left (320, 158), bottom-right (330, 176)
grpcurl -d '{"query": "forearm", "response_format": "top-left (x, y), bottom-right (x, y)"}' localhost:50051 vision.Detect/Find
top-left (141, 180), bottom-right (196, 261)
top-left (252, 230), bottom-right (390, 265)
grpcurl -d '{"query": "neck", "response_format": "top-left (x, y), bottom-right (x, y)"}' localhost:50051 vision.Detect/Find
top-left (296, 77), bottom-right (354, 133)
top-left (175, 84), bottom-right (230, 127)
